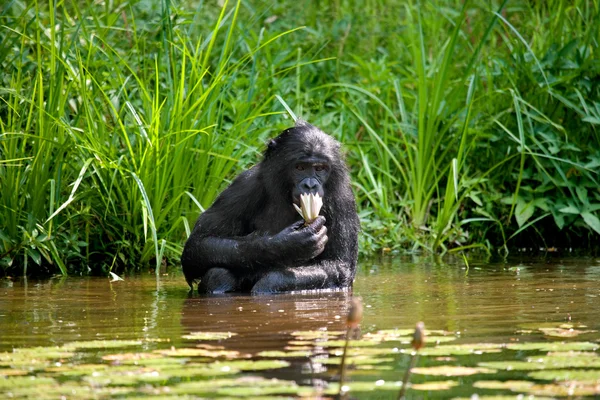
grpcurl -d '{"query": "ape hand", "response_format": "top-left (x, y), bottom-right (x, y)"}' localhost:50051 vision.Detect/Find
top-left (265, 216), bottom-right (328, 266)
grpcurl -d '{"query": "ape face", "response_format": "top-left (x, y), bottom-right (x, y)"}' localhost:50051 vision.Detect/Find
top-left (291, 156), bottom-right (330, 204)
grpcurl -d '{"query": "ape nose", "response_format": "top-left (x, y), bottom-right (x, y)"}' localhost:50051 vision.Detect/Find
top-left (300, 178), bottom-right (319, 193)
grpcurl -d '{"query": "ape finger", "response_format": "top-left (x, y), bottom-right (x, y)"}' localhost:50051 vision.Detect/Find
top-left (308, 233), bottom-right (329, 259)
top-left (306, 215), bottom-right (326, 232)
top-left (287, 220), bottom-right (306, 232)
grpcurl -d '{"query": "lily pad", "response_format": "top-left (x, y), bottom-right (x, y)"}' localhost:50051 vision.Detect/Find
top-left (256, 350), bottom-right (313, 358)
top-left (0, 376), bottom-right (56, 389)
top-left (411, 380), bottom-right (458, 391)
top-left (529, 369), bottom-right (600, 383)
top-left (478, 361), bottom-right (546, 371)
top-left (419, 343), bottom-right (504, 357)
top-left (102, 352), bottom-right (186, 367)
top-left (0, 368), bottom-right (29, 376)
top-left (371, 329), bottom-right (450, 337)
top-left (327, 380), bottom-right (402, 393)
top-left (0, 383), bottom-right (131, 399)
top-left (62, 340), bottom-right (143, 350)
top-left (473, 380), bottom-right (534, 390)
top-left (0, 348), bottom-right (74, 367)
top-left (43, 363), bottom-right (110, 376)
top-left (539, 327), bottom-right (597, 338)
top-left (290, 330), bottom-right (345, 339)
top-left (481, 353), bottom-right (600, 371)
top-left (330, 347), bottom-right (400, 356)
top-left (155, 348), bottom-right (244, 358)
top-left (506, 342), bottom-right (598, 352)
top-left (525, 383), bottom-right (600, 397)
top-left (411, 366), bottom-right (496, 376)
top-left (320, 356), bottom-right (394, 365)
top-left (215, 360), bottom-right (290, 371)
top-left (181, 331), bottom-right (237, 341)
top-left (170, 376), bottom-right (310, 396)
top-left (299, 339), bottom-right (380, 348)
top-left (453, 396), bottom-right (554, 400)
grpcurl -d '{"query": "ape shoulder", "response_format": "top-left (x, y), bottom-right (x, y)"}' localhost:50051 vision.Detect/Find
top-left (193, 166), bottom-right (266, 237)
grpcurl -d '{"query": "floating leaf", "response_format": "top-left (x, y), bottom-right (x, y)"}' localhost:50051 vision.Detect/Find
top-left (411, 366), bottom-right (496, 376)
top-left (479, 360), bottom-right (546, 371)
top-left (102, 353), bottom-right (185, 366)
top-left (321, 356), bottom-right (394, 365)
top-left (525, 383), bottom-right (600, 397)
top-left (156, 348), bottom-right (244, 358)
top-left (0, 368), bottom-right (29, 376)
top-left (62, 340), bottom-right (142, 350)
top-left (529, 369), bottom-right (600, 384)
top-left (532, 354), bottom-right (600, 369)
top-left (170, 376), bottom-right (311, 396)
top-left (216, 360), bottom-right (290, 371)
top-left (181, 331), bottom-right (237, 341)
top-left (454, 396), bottom-right (554, 400)
top-left (43, 363), bottom-right (109, 377)
top-left (411, 380), bottom-right (458, 391)
top-left (419, 343), bottom-right (504, 356)
top-left (372, 329), bottom-right (450, 337)
top-left (539, 327), bottom-right (596, 338)
top-left (298, 339), bottom-right (380, 348)
top-left (330, 347), bottom-right (400, 356)
top-left (0, 376), bottom-right (56, 389)
top-left (0, 348), bottom-right (74, 368)
top-left (506, 342), bottom-right (598, 352)
top-left (290, 330), bottom-right (345, 339)
top-left (256, 350), bottom-right (313, 358)
top-left (327, 380), bottom-right (402, 393)
top-left (473, 380), bottom-right (534, 390)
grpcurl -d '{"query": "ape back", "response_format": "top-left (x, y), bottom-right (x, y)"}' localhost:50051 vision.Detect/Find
top-left (181, 120), bottom-right (359, 293)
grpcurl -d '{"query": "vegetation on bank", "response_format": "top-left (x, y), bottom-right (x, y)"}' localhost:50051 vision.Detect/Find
top-left (1, 0), bottom-right (598, 275)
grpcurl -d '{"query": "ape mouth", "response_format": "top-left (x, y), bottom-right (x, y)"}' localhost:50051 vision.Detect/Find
top-left (294, 190), bottom-right (322, 203)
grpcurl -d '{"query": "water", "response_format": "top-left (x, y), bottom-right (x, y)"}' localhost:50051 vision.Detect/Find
top-left (1, 257), bottom-right (600, 398)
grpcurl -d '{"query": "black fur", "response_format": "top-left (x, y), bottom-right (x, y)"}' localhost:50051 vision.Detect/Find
top-left (181, 120), bottom-right (359, 293)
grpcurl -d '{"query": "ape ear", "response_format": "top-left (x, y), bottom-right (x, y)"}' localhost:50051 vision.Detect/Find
top-left (267, 139), bottom-right (278, 150)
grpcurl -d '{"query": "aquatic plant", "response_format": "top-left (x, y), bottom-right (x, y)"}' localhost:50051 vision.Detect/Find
top-left (293, 193), bottom-right (324, 225)
top-left (338, 297), bottom-right (363, 398)
top-left (397, 321), bottom-right (426, 399)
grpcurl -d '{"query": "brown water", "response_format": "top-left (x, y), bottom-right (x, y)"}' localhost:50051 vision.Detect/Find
top-left (1, 257), bottom-right (600, 398)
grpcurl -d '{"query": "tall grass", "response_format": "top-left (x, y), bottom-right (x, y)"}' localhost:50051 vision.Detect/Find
top-left (0, 0), bottom-right (315, 274)
top-left (1, 0), bottom-right (599, 275)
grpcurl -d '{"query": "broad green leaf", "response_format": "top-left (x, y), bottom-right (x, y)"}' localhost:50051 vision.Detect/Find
top-left (515, 199), bottom-right (535, 227)
top-left (576, 186), bottom-right (589, 204)
top-left (559, 205), bottom-right (580, 214)
top-left (581, 212), bottom-right (600, 235)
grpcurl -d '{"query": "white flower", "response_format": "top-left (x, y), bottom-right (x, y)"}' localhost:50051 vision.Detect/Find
top-left (293, 193), bottom-right (323, 224)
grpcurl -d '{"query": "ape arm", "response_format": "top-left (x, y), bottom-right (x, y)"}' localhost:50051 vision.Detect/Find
top-left (251, 205), bottom-right (359, 293)
top-left (183, 217), bottom-right (325, 269)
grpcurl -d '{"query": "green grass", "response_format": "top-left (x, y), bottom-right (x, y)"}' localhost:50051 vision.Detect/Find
top-left (1, 0), bottom-right (599, 275)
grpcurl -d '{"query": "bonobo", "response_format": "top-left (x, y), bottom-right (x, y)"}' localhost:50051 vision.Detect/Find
top-left (181, 120), bottom-right (359, 294)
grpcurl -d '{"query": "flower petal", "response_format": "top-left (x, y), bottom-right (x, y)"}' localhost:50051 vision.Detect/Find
top-left (293, 203), bottom-right (304, 218)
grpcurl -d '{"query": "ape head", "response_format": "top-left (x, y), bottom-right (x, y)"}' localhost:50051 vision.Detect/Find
top-left (262, 120), bottom-right (348, 207)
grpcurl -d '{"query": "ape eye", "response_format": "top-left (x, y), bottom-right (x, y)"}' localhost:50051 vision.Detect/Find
top-left (295, 164), bottom-right (305, 171)
top-left (315, 165), bottom-right (327, 172)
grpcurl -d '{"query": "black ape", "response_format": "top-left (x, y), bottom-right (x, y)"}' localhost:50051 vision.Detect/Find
top-left (181, 120), bottom-right (359, 294)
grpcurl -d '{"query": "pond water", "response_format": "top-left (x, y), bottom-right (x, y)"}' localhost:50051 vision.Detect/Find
top-left (1, 257), bottom-right (599, 398)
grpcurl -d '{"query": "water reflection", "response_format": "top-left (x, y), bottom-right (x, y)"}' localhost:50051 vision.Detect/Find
top-left (181, 290), bottom-right (350, 352)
